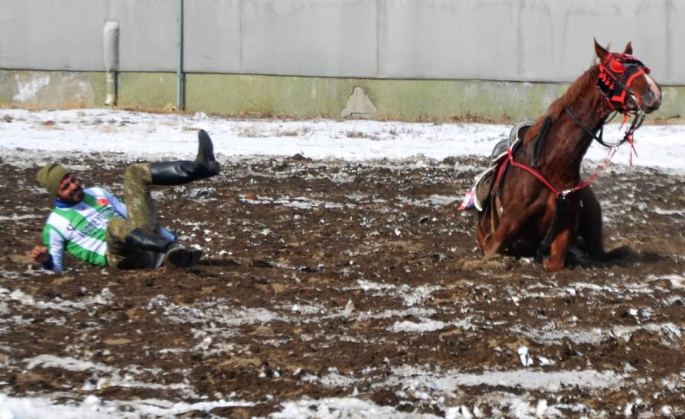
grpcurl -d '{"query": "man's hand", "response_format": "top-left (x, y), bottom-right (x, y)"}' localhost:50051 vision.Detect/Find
top-left (30, 246), bottom-right (50, 264)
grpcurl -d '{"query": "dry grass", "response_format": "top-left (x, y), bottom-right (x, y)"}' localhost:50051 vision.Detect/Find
top-left (0, 101), bottom-right (88, 111)
top-left (346, 130), bottom-right (384, 141)
top-left (346, 131), bottom-right (367, 138)
top-left (651, 115), bottom-right (685, 125)
top-left (118, 105), bottom-right (186, 115)
top-left (279, 130), bottom-right (299, 137)
top-left (40, 120), bottom-right (61, 130)
top-left (449, 111), bottom-right (515, 125)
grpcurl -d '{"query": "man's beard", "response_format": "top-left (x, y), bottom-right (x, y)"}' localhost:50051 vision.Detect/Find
top-left (64, 187), bottom-right (84, 204)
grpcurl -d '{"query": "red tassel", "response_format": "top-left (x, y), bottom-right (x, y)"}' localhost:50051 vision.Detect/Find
top-left (625, 134), bottom-right (638, 166)
top-left (620, 113), bottom-right (629, 129)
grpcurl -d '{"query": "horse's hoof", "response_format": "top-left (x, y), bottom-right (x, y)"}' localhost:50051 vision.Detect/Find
top-left (483, 251), bottom-right (499, 260)
top-left (543, 258), bottom-right (564, 272)
top-left (545, 264), bottom-right (563, 273)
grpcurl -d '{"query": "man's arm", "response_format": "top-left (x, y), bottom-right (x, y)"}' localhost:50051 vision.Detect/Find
top-left (104, 189), bottom-right (128, 218)
top-left (30, 246), bottom-right (50, 264)
top-left (40, 225), bottom-right (65, 273)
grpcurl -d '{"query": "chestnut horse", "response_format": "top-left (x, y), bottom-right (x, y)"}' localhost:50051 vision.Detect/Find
top-left (477, 40), bottom-right (662, 272)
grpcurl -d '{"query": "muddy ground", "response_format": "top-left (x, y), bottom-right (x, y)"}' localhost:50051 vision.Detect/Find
top-left (1, 153), bottom-right (685, 418)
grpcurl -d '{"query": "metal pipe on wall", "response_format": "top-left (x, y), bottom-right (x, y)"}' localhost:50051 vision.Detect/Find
top-left (103, 21), bottom-right (120, 106)
top-left (176, 0), bottom-right (185, 110)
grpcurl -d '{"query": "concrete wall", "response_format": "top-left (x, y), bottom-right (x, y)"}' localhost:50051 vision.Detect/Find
top-left (0, 71), bottom-right (106, 109)
top-left (2, 0), bottom-right (682, 120)
top-left (2, 0), bottom-right (684, 84)
top-left (2, 70), bottom-right (683, 122)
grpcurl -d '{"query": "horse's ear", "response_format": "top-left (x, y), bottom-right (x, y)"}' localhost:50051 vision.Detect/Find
top-left (594, 38), bottom-right (609, 61)
top-left (623, 42), bottom-right (633, 55)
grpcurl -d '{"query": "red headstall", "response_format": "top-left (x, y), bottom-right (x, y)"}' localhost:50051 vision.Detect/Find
top-left (598, 53), bottom-right (650, 112)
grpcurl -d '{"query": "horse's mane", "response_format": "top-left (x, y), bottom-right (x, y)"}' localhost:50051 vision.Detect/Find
top-left (525, 64), bottom-right (600, 142)
top-left (547, 65), bottom-right (600, 119)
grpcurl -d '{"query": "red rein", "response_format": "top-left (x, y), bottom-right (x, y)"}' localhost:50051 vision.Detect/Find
top-left (503, 145), bottom-right (618, 199)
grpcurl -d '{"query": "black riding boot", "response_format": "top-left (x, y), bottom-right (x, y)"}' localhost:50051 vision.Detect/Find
top-left (150, 129), bottom-right (221, 186)
top-left (125, 228), bottom-right (202, 268)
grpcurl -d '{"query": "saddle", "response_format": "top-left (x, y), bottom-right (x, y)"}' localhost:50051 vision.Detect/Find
top-left (461, 120), bottom-right (535, 211)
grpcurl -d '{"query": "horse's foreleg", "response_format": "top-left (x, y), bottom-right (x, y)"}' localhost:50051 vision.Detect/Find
top-left (546, 227), bottom-right (574, 272)
top-left (484, 199), bottom-right (546, 258)
top-left (483, 217), bottom-right (517, 259)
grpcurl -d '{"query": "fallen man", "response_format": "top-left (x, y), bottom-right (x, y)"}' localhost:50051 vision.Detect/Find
top-left (30, 130), bottom-right (220, 273)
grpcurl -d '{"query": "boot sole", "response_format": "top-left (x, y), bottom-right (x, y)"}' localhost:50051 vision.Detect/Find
top-left (198, 130), bottom-right (215, 160)
top-left (165, 247), bottom-right (203, 268)
top-left (197, 130), bottom-right (221, 175)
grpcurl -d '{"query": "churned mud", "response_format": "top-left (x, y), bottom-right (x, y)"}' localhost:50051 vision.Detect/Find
top-left (1, 152), bottom-right (685, 417)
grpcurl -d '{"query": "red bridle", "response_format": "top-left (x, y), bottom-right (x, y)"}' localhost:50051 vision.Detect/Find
top-left (598, 53), bottom-right (651, 113)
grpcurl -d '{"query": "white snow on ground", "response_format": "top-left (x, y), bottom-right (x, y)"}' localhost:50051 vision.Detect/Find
top-left (1, 109), bottom-right (685, 172)
top-left (1, 109), bottom-right (685, 418)
top-left (272, 397), bottom-right (443, 419)
top-left (0, 394), bottom-right (254, 419)
top-left (384, 365), bottom-right (625, 392)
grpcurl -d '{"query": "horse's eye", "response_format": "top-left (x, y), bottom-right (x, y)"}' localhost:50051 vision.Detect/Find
top-left (609, 59), bottom-right (625, 73)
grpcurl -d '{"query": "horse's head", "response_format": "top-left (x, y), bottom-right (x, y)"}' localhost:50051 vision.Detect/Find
top-left (594, 40), bottom-right (662, 114)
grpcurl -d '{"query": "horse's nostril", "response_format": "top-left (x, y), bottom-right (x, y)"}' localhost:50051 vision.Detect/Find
top-left (641, 87), bottom-right (662, 112)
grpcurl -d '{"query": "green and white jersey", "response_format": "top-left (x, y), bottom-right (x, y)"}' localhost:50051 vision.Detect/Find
top-left (43, 187), bottom-right (127, 272)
